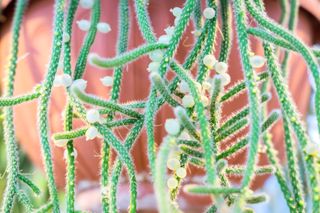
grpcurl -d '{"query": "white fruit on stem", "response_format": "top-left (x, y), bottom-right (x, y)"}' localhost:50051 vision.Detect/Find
top-left (158, 34), bottom-right (171, 44)
top-left (149, 50), bottom-right (163, 62)
top-left (170, 7), bottom-right (182, 17)
top-left (54, 139), bottom-right (68, 147)
top-left (179, 81), bottom-right (189, 93)
top-left (203, 54), bottom-right (217, 69)
top-left (203, 7), bottom-right (215, 19)
top-left (100, 76), bottom-right (113, 87)
top-left (176, 167), bottom-right (187, 178)
top-left (77, 20), bottom-right (91, 31)
top-left (167, 158), bottom-right (180, 170)
top-left (97, 22), bottom-right (111, 34)
top-left (182, 94), bottom-right (195, 108)
top-left (71, 79), bottom-right (87, 91)
top-left (250, 55), bottom-right (266, 68)
top-left (80, 0), bottom-right (94, 9)
top-left (167, 177), bottom-right (178, 189)
top-left (85, 126), bottom-right (100, 140)
top-left (165, 119), bottom-right (180, 135)
top-left (86, 109), bottom-right (101, 123)
top-left (147, 62), bottom-right (160, 72)
top-left (214, 61), bottom-right (228, 73)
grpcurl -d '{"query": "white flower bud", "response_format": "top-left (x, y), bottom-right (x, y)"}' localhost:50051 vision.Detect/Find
top-left (250, 55), bottom-right (266, 68)
top-left (149, 50), bottom-right (163, 62)
top-left (176, 167), bottom-right (187, 178)
top-left (167, 177), bottom-right (178, 189)
top-left (147, 61), bottom-right (160, 72)
top-left (179, 81), bottom-right (189, 93)
top-left (203, 54), bottom-right (217, 69)
top-left (71, 79), bottom-right (87, 91)
top-left (80, 0), bottom-right (94, 9)
top-left (97, 22), bottom-right (111, 34)
top-left (182, 94), bottom-right (195, 108)
top-left (85, 126), bottom-right (100, 140)
top-left (158, 34), bottom-right (171, 44)
top-left (86, 109), bottom-right (101, 123)
top-left (170, 7), bottom-right (182, 17)
top-left (54, 139), bottom-right (68, 147)
top-left (165, 119), bottom-right (180, 135)
top-left (100, 76), bottom-right (113, 87)
top-left (203, 7), bottom-right (215, 19)
top-left (214, 61), bottom-right (228, 73)
top-left (167, 158), bottom-right (180, 170)
top-left (164, 26), bottom-right (175, 36)
top-left (77, 20), bottom-right (91, 31)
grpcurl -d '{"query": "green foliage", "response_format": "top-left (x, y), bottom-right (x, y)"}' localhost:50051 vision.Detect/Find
top-left (1, 0), bottom-right (319, 212)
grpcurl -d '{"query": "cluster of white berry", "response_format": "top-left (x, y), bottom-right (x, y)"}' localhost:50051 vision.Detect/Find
top-left (76, 0), bottom-right (111, 33)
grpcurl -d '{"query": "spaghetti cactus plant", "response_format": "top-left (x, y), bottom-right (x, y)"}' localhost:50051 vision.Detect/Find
top-left (0, 0), bottom-right (320, 212)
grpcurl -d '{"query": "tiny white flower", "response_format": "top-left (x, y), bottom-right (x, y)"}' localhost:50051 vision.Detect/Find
top-left (54, 139), bottom-right (68, 147)
top-left (97, 22), bottom-right (111, 34)
top-left (77, 20), bottom-right (91, 31)
top-left (149, 50), bottom-right (163, 62)
top-left (167, 158), bottom-right (180, 170)
top-left (165, 118), bottom-right (180, 135)
top-left (100, 76), bottom-right (113, 87)
top-left (179, 81), bottom-right (189, 93)
top-left (80, 0), bottom-right (94, 9)
top-left (250, 55), bottom-right (266, 68)
top-left (63, 33), bottom-right (70, 43)
top-left (182, 94), bottom-right (195, 108)
top-left (203, 7), bottom-right (215, 19)
top-left (217, 73), bottom-right (231, 86)
top-left (85, 126), bottom-right (100, 140)
top-left (86, 109), bottom-right (101, 123)
top-left (71, 79), bottom-right (87, 91)
top-left (191, 30), bottom-right (202, 37)
top-left (167, 177), bottom-right (178, 189)
top-left (158, 34), bottom-right (171, 44)
top-left (176, 167), bottom-right (187, 178)
top-left (203, 54), bottom-right (217, 69)
top-left (214, 61), bottom-right (228, 73)
top-left (170, 7), bottom-right (182, 17)
top-left (164, 26), bottom-right (175, 36)
top-left (147, 61), bottom-right (160, 72)
top-left (54, 74), bottom-right (72, 87)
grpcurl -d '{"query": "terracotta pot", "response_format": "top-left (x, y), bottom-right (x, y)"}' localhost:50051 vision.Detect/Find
top-left (0, 0), bottom-right (316, 210)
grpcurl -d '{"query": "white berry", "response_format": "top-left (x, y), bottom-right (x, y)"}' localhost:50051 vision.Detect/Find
top-left (182, 94), bottom-right (195, 108)
top-left (179, 81), bottom-right (189, 93)
top-left (167, 158), bottom-right (180, 170)
top-left (164, 26), bottom-right (175, 36)
top-left (64, 149), bottom-right (77, 159)
top-left (203, 7), bottom-right (215, 19)
top-left (250, 55), bottom-right (266, 68)
top-left (217, 73), bottom-right (231, 86)
top-left (158, 35), bottom-right (171, 44)
top-left (305, 143), bottom-right (320, 157)
top-left (54, 74), bottom-right (72, 87)
top-left (85, 126), bottom-right (100, 140)
top-left (176, 167), bottom-right (187, 178)
top-left (149, 50), bottom-right (163, 62)
top-left (97, 22), bottom-right (111, 34)
top-left (100, 76), bottom-right (113, 87)
top-left (170, 7), bottom-right (182, 17)
top-left (147, 62), bottom-right (160, 72)
top-left (167, 177), bottom-right (178, 189)
top-left (86, 109), bottom-right (100, 123)
top-left (71, 79), bottom-right (87, 92)
top-left (214, 61), bottom-right (228, 73)
top-left (203, 54), bottom-right (217, 68)
top-left (63, 33), bottom-right (70, 42)
top-left (80, 0), bottom-right (94, 9)
top-left (77, 20), bottom-right (91, 31)
top-left (165, 119), bottom-right (180, 135)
